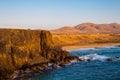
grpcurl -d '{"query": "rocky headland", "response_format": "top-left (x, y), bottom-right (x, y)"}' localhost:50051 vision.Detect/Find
top-left (0, 29), bottom-right (78, 80)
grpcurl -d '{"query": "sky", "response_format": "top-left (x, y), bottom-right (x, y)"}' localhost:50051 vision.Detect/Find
top-left (0, 0), bottom-right (120, 29)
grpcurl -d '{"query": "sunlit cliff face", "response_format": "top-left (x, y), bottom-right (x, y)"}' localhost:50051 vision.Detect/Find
top-left (0, 29), bottom-right (71, 79)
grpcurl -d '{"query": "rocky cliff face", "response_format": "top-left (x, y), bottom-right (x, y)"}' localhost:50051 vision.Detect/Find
top-left (0, 29), bottom-right (71, 79)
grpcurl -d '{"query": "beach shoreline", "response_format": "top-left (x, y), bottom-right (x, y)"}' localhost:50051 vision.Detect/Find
top-left (62, 43), bottom-right (120, 50)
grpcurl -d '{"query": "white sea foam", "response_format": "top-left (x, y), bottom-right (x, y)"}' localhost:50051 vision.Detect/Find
top-left (71, 60), bottom-right (77, 63)
top-left (68, 48), bottom-right (95, 51)
top-left (48, 63), bottom-right (52, 67)
top-left (79, 53), bottom-right (109, 61)
top-left (66, 60), bottom-right (78, 66)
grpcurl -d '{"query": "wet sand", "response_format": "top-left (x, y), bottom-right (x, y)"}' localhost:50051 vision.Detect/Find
top-left (62, 43), bottom-right (120, 50)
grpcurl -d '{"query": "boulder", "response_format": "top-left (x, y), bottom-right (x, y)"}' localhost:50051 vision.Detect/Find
top-left (115, 56), bottom-right (119, 58)
top-left (87, 59), bottom-right (92, 61)
top-left (52, 64), bottom-right (57, 69)
top-left (106, 58), bottom-right (113, 61)
top-left (78, 58), bottom-right (84, 61)
top-left (59, 63), bottom-right (66, 68)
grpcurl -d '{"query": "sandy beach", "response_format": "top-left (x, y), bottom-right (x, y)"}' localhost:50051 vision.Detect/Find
top-left (62, 43), bottom-right (120, 50)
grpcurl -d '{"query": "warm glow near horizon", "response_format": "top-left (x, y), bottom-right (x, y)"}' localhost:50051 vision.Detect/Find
top-left (0, 0), bottom-right (120, 29)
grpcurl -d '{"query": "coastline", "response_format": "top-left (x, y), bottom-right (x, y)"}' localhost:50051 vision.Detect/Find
top-left (62, 43), bottom-right (120, 50)
top-left (0, 29), bottom-right (77, 79)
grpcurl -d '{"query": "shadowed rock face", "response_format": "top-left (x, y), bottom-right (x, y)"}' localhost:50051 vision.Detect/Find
top-left (0, 29), bottom-right (71, 79)
top-left (40, 30), bottom-right (53, 58)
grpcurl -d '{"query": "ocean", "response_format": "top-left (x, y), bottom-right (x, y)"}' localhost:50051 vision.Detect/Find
top-left (22, 46), bottom-right (120, 80)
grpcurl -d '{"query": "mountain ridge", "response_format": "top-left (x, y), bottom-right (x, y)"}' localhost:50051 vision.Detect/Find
top-left (50, 22), bottom-right (120, 34)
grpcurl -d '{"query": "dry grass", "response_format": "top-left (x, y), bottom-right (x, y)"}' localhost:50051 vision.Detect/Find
top-left (52, 34), bottom-right (120, 46)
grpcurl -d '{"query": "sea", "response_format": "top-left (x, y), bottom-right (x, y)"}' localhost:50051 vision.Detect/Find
top-left (22, 46), bottom-right (120, 80)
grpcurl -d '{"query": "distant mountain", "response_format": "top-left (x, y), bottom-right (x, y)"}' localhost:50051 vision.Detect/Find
top-left (50, 26), bottom-right (82, 34)
top-left (75, 22), bottom-right (120, 33)
top-left (50, 23), bottom-right (120, 34)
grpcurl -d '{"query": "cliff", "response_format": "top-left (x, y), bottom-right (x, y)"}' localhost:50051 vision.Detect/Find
top-left (0, 29), bottom-right (71, 79)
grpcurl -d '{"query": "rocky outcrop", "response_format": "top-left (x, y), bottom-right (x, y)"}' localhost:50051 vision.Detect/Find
top-left (0, 29), bottom-right (73, 79)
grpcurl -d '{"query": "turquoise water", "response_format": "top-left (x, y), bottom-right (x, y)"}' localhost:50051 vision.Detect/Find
top-left (24, 46), bottom-right (120, 80)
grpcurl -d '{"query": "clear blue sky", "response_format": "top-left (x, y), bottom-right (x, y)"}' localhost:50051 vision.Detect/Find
top-left (0, 0), bottom-right (120, 29)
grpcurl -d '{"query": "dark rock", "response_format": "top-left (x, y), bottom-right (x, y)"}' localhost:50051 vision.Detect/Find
top-left (87, 59), bottom-right (92, 61)
top-left (59, 63), bottom-right (66, 67)
top-left (25, 68), bottom-right (30, 72)
top-left (115, 56), bottom-right (119, 58)
top-left (52, 64), bottom-right (57, 69)
top-left (37, 67), bottom-right (43, 71)
top-left (30, 66), bottom-right (37, 71)
top-left (107, 58), bottom-right (113, 61)
top-left (116, 45), bottom-right (120, 47)
top-left (78, 58), bottom-right (84, 61)
top-left (18, 70), bottom-right (24, 75)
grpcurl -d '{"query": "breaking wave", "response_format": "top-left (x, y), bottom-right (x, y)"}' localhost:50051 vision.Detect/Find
top-left (79, 53), bottom-right (109, 61)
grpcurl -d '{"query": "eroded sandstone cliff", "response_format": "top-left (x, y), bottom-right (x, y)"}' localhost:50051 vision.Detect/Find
top-left (0, 29), bottom-right (71, 79)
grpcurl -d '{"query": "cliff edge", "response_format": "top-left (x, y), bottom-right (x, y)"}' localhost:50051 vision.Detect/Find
top-left (0, 29), bottom-right (72, 79)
